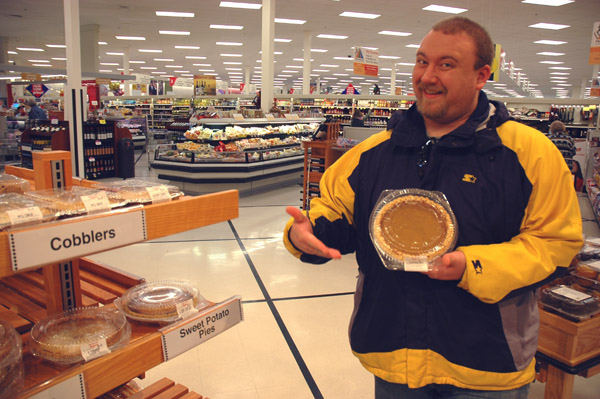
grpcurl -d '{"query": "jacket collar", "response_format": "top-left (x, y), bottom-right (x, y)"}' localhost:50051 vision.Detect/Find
top-left (390, 91), bottom-right (510, 153)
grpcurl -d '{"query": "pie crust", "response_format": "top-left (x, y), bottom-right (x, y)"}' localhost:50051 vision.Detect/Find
top-left (373, 194), bottom-right (456, 263)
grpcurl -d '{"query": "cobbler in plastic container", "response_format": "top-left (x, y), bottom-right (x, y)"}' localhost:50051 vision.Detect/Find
top-left (0, 319), bottom-right (23, 398)
top-left (0, 174), bottom-right (30, 194)
top-left (370, 189), bottom-right (458, 272)
top-left (540, 285), bottom-right (600, 322)
top-left (29, 307), bottom-right (131, 365)
top-left (116, 280), bottom-right (209, 324)
top-left (24, 186), bottom-right (126, 217)
top-left (0, 193), bottom-right (59, 231)
top-left (97, 179), bottom-right (183, 205)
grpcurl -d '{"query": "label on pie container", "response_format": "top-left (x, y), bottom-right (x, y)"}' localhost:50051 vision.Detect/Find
top-left (176, 298), bottom-right (195, 318)
top-left (146, 185), bottom-right (171, 204)
top-left (551, 286), bottom-right (592, 302)
top-left (403, 256), bottom-right (429, 272)
top-left (6, 206), bottom-right (43, 226)
top-left (80, 338), bottom-right (110, 362)
top-left (81, 191), bottom-right (111, 214)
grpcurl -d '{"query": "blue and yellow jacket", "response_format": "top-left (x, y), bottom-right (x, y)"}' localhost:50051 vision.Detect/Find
top-left (284, 92), bottom-right (583, 390)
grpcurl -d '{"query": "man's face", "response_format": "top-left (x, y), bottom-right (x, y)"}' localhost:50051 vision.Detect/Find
top-left (412, 30), bottom-right (490, 128)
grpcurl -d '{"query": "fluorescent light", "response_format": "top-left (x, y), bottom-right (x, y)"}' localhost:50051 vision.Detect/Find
top-left (28, 59), bottom-right (49, 63)
top-left (155, 11), bottom-right (195, 17)
top-left (216, 42), bottom-right (243, 46)
top-left (154, 58), bottom-right (175, 62)
top-left (224, 62), bottom-right (242, 65)
top-left (379, 30), bottom-right (412, 37)
top-left (537, 52), bottom-right (565, 56)
top-left (99, 70), bottom-right (112, 73)
top-left (396, 62), bottom-right (415, 66)
top-left (333, 56), bottom-right (353, 60)
top-left (7, 51), bottom-right (17, 54)
top-left (165, 65), bottom-right (184, 68)
top-left (293, 58), bottom-right (314, 62)
top-left (100, 62), bottom-right (119, 66)
top-left (210, 24), bottom-right (244, 30)
top-left (317, 34), bottom-right (348, 40)
top-left (16, 47), bottom-right (44, 51)
top-left (139, 49), bottom-right (162, 53)
top-left (174, 70), bottom-right (189, 73)
top-left (549, 66), bottom-right (571, 70)
top-left (220, 53), bottom-right (243, 57)
top-left (151, 71), bottom-right (167, 74)
top-left (129, 60), bottom-right (145, 64)
top-left (320, 64), bottom-right (339, 68)
top-left (311, 49), bottom-right (328, 53)
top-left (98, 41), bottom-right (108, 45)
top-left (333, 73), bottom-right (349, 76)
top-left (285, 65), bottom-right (303, 69)
top-left (380, 55), bottom-right (401, 59)
top-left (31, 64), bottom-right (52, 67)
top-left (45, 44), bottom-right (66, 48)
top-left (51, 57), bottom-right (67, 61)
top-left (140, 67), bottom-right (158, 70)
top-left (106, 52), bottom-right (124, 56)
top-left (529, 23), bottom-right (570, 30)
top-left (353, 46), bottom-right (378, 50)
top-left (197, 69), bottom-right (215, 72)
top-left (159, 30), bottom-right (190, 35)
top-left (115, 36), bottom-right (146, 40)
top-left (422, 5), bottom-right (468, 14)
top-left (550, 72), bottom-right (570, 75)
top-left (522, 0), bottom-right (573, 5)
top-left (406, 44), bottom-right (420, 48)
top-left (539, 60), bottom-right (563, 64)
top-left (175, 46), bottom-right (200, 49)
top-left (535, 40), bottom-right (567, 45)
top-left (186, 56), bottom-right (207, 59)
top-left (339, 11), bottom-right (380, 19)
top-left (312, 69), bottom-right (330, 72)
top-left (281, 70), bottom-right (299, 73)
top-left (193, 63), bottom-right (211, 66)
top-left (226, 68), bottom-right (242, 70)
top-left (275, 38), bottom-right (292, 43)
top-left (275, 18), bottom-right (306, 24)
top-left (219, 1), bottom-right (262, 9)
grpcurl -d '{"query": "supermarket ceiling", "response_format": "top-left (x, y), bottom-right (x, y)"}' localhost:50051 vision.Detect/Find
top-left (1, 0), bottom-right (599, 99)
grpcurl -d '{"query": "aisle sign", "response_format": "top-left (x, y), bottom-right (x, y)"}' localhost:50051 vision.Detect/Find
top-left (9, 210), bottom-right (147, 272)
top-left (160, 296), bottom-right (243, 361)
top-left (30, 373), bottom-right (86, 399)
top-left (590, 21), bottom-right (600, 64)
top-left (26, 83), bottom-right (49, 98)
top-left (353, 46), bottom-right (379, 77)
top-left (21, 72), bottom-right (41, 81)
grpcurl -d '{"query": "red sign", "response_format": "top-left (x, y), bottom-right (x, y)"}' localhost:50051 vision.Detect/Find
top-left (240, 83), bottom-right (246, 92)
top-left (82, 80), bottom-right (100, 111)
top-left (26, 84), bottom-right (48, 98)
top-left (169, 77), bottom-right (178, 86)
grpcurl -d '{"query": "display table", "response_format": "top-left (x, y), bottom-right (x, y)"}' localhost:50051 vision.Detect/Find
top-left (535, 307), bottom-right (600, 398)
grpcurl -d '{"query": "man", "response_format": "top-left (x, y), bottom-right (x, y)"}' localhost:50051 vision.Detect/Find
top-left (27, 99), bottom-right (47, 120)
top-left (283, 16), bottom-right (582, 398)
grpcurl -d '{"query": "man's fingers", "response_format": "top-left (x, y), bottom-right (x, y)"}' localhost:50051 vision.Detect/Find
top-left (286, 206), bottom-right (306, 223)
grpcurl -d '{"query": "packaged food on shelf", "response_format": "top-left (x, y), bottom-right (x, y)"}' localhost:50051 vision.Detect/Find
top-left (24, 186), bottom-right (127, 217)
top-left (540, 285), bottom-right (600, 322)
top-left (116, 280), bottom-right (209, 324)
top-left (96, 179), bottom-right (183, 204)
top-left (29, 307), bottom-right (131, 365)
top-left (0, 193), bottom-right (59, 231)
top-left (369, 189), bottom-right (458, 272)
top-left (0, 318), bottom-right (24, 399)
top-left (0, 174), bottom-right (30, 194)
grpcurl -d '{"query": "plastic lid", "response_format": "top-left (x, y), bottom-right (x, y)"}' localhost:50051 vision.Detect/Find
top-left (369, 189), bottom-right (458, 272)
top-left (30, 307), bottom-right (131, 365)
top-left (541, 285), bottom-right (600, 322)
top-left (0, 319), bottom-right (22, 368)
top-left (119, 280), bottom-right (207, 323)
top-left (97, 179), bottom-right (183, 204)
top-left (0, 193), bottom-right (59, 231)
top-left (0, 174), bottom-right (30, 194)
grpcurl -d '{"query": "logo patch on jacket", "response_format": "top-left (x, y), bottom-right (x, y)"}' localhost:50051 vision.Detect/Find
top-left (472, 260), bottom-right (483, 274)
top-left (462, 174), bottom-right (477, 183)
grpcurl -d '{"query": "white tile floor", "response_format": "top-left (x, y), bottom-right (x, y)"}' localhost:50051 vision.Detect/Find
top-left (87, 150), bottom-right (600, 399)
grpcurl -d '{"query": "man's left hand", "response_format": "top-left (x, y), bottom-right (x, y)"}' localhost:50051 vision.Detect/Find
top-left (425, 250), bottom-right (466, 280)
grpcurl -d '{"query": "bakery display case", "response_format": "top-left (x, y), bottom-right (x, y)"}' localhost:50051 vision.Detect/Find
top-left (0, 151), bottom-right (242, 398)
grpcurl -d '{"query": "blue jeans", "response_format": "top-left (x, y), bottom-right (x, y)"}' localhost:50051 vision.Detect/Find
top-left (374, 377), bottom-right (530, 399)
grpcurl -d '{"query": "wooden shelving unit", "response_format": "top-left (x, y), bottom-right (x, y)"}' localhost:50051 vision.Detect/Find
top-left (0, 151), bottom-right (241, 398)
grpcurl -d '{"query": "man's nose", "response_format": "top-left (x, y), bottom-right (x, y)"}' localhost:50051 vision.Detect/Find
top-left (420, 65), bottom-right (438, 83)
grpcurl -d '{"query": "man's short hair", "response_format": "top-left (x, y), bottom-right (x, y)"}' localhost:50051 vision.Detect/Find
top-left (550, 120), bottom-right (566, 135)
top-left (27, 99), bottom-right (37, 107)
top-left (431, 16), bottom-right (494, 70)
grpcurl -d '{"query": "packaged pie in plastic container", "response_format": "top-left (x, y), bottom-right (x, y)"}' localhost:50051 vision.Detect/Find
top-left (540, 284), bottom-right (600, 322)
top-left (97, 179), bottom-right (183, 205)
top-left (24, 186), bottom-right (126, 217)
top-left (116, 280), bottom-right (209, 324)
top-left (369, 189), bottom-right (458, 272)
top-left (0, 319), bottom-right (24, 399)
top-left (0, 174), bottom-right (30, 194)
top-left (0, 193), bottom-right (59, 231)
top-left (29, 307), bottom-right (131, 365)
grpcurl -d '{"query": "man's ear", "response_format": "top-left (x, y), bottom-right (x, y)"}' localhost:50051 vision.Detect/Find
top-left (476, 65), bottom-right (492, 90)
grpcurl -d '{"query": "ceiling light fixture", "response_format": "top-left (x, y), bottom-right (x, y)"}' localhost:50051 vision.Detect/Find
top-left (16, 47), bottom-right (44, 51)
top-left (310, 49), bottom-right (328, 53)
top-left (106, 52), bottom-right (124, 56)
top-left (380, 55), bottom-right (401, 59)
top-left (217, 42), bottom-right (243, 46)
top-left (339, 11), bottom-right (380, 19)
top-left (116, 36), bottom-right (146, 40)
top-left (155, 11), bottom-right (195, 17)
top-left (45, 44), bottom-right (66, 48)
top-left (537, 52), bottom-right (565, 56)
top-left (522, 0), bottom-right (574, 6)
top-left (333, 56), bottom-right (353, 60)
top-left (379, 30), bottom-right (412, 37)
top-left (220, 53), bottom-right (243, 57)
top-left (539, 60), bottom-right (564, 64)
top-left (210, 24), bottom-right (244, 30)
top-left (129, 61), bottom-right (145, 64)
top-left (275, 38), bottom-right (292, 43)
top-left (186, 56), bottom-right (207, 59)
top-left (317, 34), bottom-right (348, 39)
top-left (98, 42), bottom-right (108, 45)
top-left (139, 49), bottom-right (162, 53)
top-left (154, 58), bottom-right (175, 62)
top-left (275, 18), bottom-right (306, 24)
top-left (159, 30), bottom-right (190, 35)
top-left (175, 46), bottom-right (200, 49)
top-left (422, 4), bottom-right (467, 13)
top-left (529, 22), bottom-right (570, 30)
top-left (140, 67), bottom-right (158, 70)
top-left (534, 40), bottom-right (567, 45)
top-left (219, 1), bottom-right (262, 9)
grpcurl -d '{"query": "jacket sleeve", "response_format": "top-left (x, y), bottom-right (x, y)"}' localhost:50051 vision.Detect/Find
top-left (283, 134), bottom-right (387, 262)
top-left (457, 122), bottom-right (583, 303)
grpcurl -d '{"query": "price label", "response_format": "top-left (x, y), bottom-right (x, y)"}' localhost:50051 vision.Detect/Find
top-left (146, 186), bottom-right (171, 204)
top-left (99, 119), bottom-right (106, 125)
top-left (29, 373), bottom-right (86, 399)
top-left (403, 256), bottom-right (429, 272)
top-left (95, 140), bottom-right (102, 146)
top-left (51, 118), bottom-right (59, 125)
top-left (232, 113), bottom-right (245, 121)
top-left (176, 299), bottom-right (195, 318)
top-left (6, 206), bottom-right (43, 226)
top-left (161, 296), bottom-right (243, 361)
top-left (81, 191), bottom-right (111, 214)
top-left (265, 113), bottom-right (276, 121)
top-left (80, 338), bottom-right (110, 362)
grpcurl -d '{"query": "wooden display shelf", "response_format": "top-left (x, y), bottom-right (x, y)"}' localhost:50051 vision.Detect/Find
top-left (130, 377), bottom-right (205, 399)
top-left (0, 190), bottom-right (239, 278)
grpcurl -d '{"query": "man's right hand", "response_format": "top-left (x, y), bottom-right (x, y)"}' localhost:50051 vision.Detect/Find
top-left (286, 206), bottom-right (342, 260)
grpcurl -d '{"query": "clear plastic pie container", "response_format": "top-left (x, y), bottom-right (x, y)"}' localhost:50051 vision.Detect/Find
top-left (24, 186), bottom-right (127, 217)
top-left (369, 189), bottom-right (458, 272)
top-left (0, 193), bottom-right (60, 231)
top-left (0, 174), bottom-right (30, 194)
top-left (540, 285), bottom-right (600, 322)
top-left (116, 280), bottom-right (208, 324)
top-left (0, 319), bottom-right (24, 399)
top-left (29, 307), bottom-right (131, 365)
top-left (96, 179), bottom-right (183, 205)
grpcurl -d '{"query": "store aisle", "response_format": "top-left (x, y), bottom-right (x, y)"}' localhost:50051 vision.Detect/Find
top-left (86, 151), bottom-right (599, 399)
